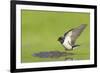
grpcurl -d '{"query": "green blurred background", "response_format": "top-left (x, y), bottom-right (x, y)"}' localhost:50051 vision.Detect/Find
top-left (21, 10), bottom-right (90, 63)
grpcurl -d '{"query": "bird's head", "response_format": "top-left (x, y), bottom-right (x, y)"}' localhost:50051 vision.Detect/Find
top-left (58, 36), bottom-right (64, 44)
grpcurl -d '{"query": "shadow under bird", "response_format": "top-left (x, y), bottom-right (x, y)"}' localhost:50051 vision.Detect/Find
top-left (58, 24), bottom-right (87, 50)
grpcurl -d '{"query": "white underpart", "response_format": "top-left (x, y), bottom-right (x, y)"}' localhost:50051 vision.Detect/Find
top-left (63, 31), bottom-right (72, 49)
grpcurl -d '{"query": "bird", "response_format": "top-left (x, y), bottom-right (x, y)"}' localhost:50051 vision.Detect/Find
top-left (58, 24), bottom-right (87, 50)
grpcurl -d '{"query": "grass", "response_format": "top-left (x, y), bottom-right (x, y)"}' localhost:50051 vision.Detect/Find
top-left (21, 10), bottom-right (90, 63)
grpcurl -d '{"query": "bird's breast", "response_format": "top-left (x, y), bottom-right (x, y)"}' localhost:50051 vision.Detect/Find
top-left (63, 36), bottom-right (72, 49)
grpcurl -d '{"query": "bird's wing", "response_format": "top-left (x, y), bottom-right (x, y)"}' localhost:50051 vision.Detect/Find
top-left (64, 24), bottom-right (87, 45)
top-left (64, 29), bottom-right (74, 37)
top-left (71, 24), bottom-right (87, 45)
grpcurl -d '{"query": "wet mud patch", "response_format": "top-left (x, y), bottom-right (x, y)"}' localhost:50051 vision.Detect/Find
top-left (32, 51), bottom-right (74, 58)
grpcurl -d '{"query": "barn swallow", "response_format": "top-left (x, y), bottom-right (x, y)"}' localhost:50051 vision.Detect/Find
top-left (58, 24), bottom-right (87, 50)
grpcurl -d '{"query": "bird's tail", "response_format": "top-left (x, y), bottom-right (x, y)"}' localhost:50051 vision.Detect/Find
top-left (72, 45), bottom-right (80, 49)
